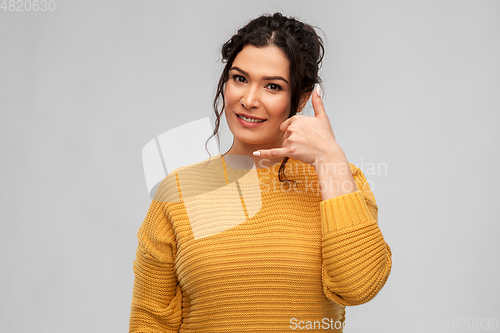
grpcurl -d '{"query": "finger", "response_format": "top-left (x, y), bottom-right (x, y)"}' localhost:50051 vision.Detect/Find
top-left (253, 147), bottom-right (289, 158)
top-left (279, 116), bottom-right (294, 132)
top-left (312, 85), bottom-right (328, 119)
top-left (283, 130), bottom-right (291, 142)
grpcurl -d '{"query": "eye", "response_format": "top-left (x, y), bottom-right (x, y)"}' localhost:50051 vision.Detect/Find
top-left (232, 74), bottom-right (247, 83)
top-left (267, 83), bottom-right (282, 91)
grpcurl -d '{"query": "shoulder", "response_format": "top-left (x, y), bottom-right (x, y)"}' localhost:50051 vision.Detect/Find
top-left (348, 162), bottom-right (377, 207)
top-left (152, 155), bottom-right (226, 204)
top-left (348, 162), bottom-right (361, 176)
top-left (152, 170), bottom-right (180, 204)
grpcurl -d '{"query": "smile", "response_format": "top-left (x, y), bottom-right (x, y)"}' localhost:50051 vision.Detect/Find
top-left (236, 114), bottom-right (266, 123)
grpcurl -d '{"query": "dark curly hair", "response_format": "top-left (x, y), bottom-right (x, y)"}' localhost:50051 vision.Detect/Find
top-left (205, 12), bottom-right (324, 183)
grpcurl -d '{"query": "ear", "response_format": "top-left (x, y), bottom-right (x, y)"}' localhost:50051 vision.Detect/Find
top-left (297, 91), bottom-right (313, 113)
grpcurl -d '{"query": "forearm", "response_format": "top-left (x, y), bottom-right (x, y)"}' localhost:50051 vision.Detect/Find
top-left (317, 151), bottom-right (392, 305)
top-left (322, 221), bottom-right (392, 306)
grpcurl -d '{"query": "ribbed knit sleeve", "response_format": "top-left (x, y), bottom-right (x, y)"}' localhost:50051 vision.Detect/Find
top-left (320, 165), bottom-right (392, 306)
top-left (129, 199), bottom-right (182, 332)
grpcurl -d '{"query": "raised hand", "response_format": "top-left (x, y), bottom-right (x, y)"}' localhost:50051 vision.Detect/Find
top-left (253, 85), bottom-right (342, 168)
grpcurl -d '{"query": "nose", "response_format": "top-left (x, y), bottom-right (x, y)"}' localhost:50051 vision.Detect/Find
top-left (241, 85), bottom-right (261, 109)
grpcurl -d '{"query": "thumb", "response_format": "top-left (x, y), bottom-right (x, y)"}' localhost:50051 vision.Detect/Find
top-left (312, 84), bottom-right (328, 119)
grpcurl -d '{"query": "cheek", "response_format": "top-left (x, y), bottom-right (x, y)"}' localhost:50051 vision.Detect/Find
top-left (223, 82), bottom-right (239, 106)
top-left (265, 96), bottom-right (291, 118)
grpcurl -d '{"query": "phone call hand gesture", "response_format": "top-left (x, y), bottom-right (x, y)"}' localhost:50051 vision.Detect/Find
top-left (254, 86), bottom-right (343, 168)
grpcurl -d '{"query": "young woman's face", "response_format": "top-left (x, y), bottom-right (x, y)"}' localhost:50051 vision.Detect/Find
top-left (224, 44), bottom-right (292, 151)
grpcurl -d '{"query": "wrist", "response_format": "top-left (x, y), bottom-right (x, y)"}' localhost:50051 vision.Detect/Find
top-left (313, 147), bottom-right (348, 174)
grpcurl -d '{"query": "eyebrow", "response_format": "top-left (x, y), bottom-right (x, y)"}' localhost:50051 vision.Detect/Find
top-left (230, 66), bottom-right (289, 85)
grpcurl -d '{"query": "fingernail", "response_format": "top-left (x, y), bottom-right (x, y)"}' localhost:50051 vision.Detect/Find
top-left (253, 151), bottom-right (261, 156)
top-left (316, 84), bottom-right (322, 97)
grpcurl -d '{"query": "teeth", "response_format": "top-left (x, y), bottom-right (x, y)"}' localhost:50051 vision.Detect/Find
top-left (237, 114), bottom-right (265, 123)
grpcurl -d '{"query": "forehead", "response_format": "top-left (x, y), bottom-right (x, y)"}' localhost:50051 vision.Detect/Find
top-left (232, 45), bottom-right (289, 79)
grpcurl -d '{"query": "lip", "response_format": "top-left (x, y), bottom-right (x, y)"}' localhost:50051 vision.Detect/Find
top-left (235, 112), bottom-right (266, 120)
top-left (235, 112), bottom-right (267, 128)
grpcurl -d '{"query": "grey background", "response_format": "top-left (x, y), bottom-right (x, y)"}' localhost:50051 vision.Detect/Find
top-left (1, 0), bottom-right (499, 332)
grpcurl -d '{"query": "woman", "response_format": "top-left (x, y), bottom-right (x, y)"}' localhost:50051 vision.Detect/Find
top-left (129, 12), bottom-right (391, 332)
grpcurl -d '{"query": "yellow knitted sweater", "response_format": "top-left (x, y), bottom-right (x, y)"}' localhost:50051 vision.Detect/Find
top-left (129, 154), bottom-right (391, 332)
